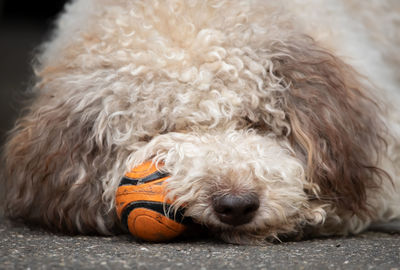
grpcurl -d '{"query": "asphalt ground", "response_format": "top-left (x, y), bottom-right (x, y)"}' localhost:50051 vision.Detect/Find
top-left (1, 216), bottom-right (400, 270)
top-left (1, 13), bottom-right (400, 270)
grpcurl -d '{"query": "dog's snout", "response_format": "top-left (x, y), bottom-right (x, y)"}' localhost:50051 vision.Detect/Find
top-left (212, 193), bottom-right (260, 226)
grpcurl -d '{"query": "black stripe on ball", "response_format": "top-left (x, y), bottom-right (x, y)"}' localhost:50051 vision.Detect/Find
top-left (119, 177), bottom-right (139, 186)
top-left (120, 201), bottom-right (191, 229)
top-left (119, 171), bottom-right (170, 186)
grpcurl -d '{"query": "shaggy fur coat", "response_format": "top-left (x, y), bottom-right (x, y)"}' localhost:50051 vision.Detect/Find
top-left (2, 0), bottom-right (400, 243)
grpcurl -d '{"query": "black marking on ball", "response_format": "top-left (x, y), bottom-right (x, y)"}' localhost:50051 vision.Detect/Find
top-left (120, 201), bottom-right (191, 229)
top-left (119, 177), bottom-right (139, 186)
top-left (119, 171), bottom-right (170, 186)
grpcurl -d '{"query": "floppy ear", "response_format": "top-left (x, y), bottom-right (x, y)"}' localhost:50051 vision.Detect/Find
top-left (270, 36), bottom-right (389, 217)
top-left (3, 87), bottom-right (114, 234)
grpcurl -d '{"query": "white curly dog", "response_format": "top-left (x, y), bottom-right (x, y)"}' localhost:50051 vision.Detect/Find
top-left (3, 0), bottom-right (400, 243)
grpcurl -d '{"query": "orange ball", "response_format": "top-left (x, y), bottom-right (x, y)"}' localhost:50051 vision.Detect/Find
top-left (115, 161), bottom-right (187, 242)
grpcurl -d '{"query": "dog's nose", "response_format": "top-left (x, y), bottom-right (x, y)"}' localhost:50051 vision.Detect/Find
top-left (212, 193), bottom-right (260, 226)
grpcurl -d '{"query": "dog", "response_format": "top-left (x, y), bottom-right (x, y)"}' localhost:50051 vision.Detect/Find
top-left (2, 0), bottom-right (400, 244)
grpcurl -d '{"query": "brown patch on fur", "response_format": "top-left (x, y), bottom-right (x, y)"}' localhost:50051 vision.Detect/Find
top-left (270, 36), bottom-right (389, 218)
top-left (2, 95), bottom-right (115, 234)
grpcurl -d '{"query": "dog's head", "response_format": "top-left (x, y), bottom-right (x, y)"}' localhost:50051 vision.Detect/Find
top-left (125, 35), bottom-right (388, 242)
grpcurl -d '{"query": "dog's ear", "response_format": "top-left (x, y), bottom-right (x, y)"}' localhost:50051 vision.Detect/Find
top-left (3, 86), bottom-right (113, 234)
top-left (270, 37), bottom-right (389, 217)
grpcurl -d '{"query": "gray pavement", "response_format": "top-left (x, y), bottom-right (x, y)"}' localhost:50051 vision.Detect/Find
top-left (1, 216), bottom-right (400, 270)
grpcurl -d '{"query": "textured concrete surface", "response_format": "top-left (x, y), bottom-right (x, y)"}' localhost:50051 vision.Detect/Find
top-left (1, 216), bottom-right (400, 270)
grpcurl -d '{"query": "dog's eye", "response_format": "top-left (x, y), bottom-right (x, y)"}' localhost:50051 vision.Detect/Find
top-left (244, 116), bottom-right (290, 137)
top-left (244, 116), bottom-right (267, 131)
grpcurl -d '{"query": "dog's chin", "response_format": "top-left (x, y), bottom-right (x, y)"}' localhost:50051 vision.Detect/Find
top-left (207, 224), bottom-right (275, 245)
top-left (189, 213), bottom-right (277, 244)
top-left (208, 218), bottom-right (308, 244)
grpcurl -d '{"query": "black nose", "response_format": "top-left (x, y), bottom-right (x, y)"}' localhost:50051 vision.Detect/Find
top-left (212, 193), bottom-right (260, 226)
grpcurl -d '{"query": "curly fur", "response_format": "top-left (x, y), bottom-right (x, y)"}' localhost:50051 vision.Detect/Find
top-left (2, 0), bottom-right (400, 243)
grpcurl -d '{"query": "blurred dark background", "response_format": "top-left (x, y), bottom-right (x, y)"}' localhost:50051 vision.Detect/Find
top-left (0, 0), bottom-right (68, 144)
